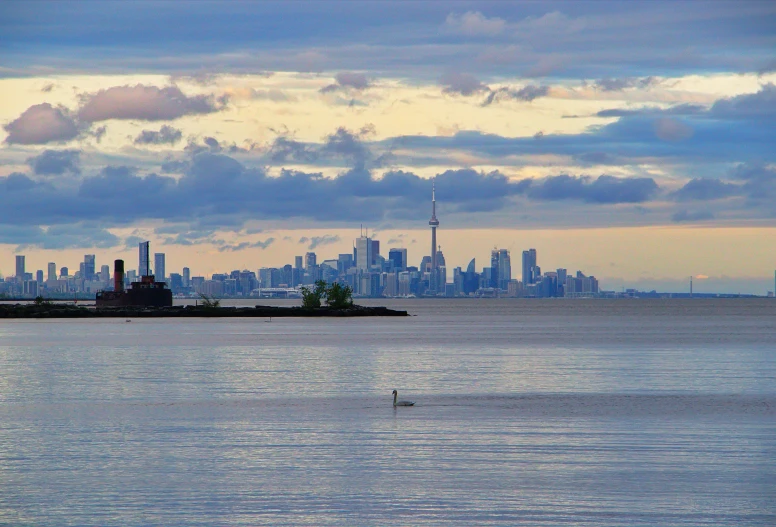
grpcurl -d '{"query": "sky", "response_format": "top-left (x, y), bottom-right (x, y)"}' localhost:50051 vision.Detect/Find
top-left (1, 0), bottom-right (775, 293)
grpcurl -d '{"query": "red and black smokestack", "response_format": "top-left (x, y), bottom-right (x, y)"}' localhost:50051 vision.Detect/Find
top-left (114, 259), bottom-right (125, 293)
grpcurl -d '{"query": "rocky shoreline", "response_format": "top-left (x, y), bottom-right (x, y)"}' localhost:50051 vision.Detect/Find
top-left (0, 303), bottom-right (409, 319)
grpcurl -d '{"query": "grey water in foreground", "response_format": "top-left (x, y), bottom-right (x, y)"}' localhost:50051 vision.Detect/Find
top-left (0, 299), bottom-right (774, 526)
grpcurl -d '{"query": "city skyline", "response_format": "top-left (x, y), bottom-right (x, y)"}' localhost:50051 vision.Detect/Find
top-left (1, 2), bottom-right (775, 294)
top-left (3, 219), bottom-right (776, 295)
top-left (3, 182), bottom-right (602, 298)
top-left (2, 181), bottom-right (772, 298)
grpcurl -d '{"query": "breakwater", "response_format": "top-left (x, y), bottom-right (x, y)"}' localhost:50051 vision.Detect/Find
top-left (0, 303), bottom-right (409, 318)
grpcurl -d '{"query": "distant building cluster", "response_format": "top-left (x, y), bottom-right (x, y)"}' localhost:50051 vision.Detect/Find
top-left (2, 180), bottom-right (604, 300)
top-left (1, 253), bottom-right (115, 298)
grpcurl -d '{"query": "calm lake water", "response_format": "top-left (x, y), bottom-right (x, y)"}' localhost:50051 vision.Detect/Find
top-left (1, 299), bottom-right (774, 526)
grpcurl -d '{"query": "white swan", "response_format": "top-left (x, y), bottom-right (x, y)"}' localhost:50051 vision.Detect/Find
top-left (392, 389), bottom-right (415, 407)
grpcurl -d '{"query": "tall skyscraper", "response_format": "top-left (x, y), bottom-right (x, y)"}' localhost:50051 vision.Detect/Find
top-left (355, 236), bottom-right (372, 271)
top-left (436, 247), bottom-right (446, 268)
top-left (490, 250), bottom-right (500, 288)
top-left (371, 240), bottom-right (380, 265)
top-left (84, 254), bottom-right (96, 280)
top-left (182, 267), bottom-right (190, 287)
top-left (36, 270), bottom-right (44, 284)
top-left (494, 249), bottom-right (511, 289)
top-left (60, 267), bottom-right (68, 278)
top-left (295, 256), bottom-right (303, 270)
top-left (154, 253), bottom-right (166, 281)
top-left (100, 265), bottom-right (110, 283)
top-left (138, 241), bottom-right (150, 277)
top-left (338, 253), bottom-right (354, 273)
top-left (15, 255), bottom-right (25, 281)
top-left (47, 262), bottom-right (56, 281)
top-left (305, 252), bottom-right (317, 269)
top-left (522, 248), bottom-right (537, 285)
top-left (436, 247), bottom-right (447, 289)
top-left (388, 248), bottom-right (407, 271)
top-left (429, 178), bottom-right (439, 270)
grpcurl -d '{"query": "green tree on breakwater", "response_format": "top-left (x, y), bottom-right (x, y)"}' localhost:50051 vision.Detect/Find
top-left (301, 280), bottom-right (353, 309)
top-left (198, 294), bottom-right (221, 308)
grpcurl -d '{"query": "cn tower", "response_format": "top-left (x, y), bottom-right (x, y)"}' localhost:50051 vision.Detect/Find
top-left (429, 178), bottom-right (439, 270)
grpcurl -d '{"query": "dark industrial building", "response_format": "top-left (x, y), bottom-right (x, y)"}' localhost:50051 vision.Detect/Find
top-left (96, 257), bottom-right (173, 307)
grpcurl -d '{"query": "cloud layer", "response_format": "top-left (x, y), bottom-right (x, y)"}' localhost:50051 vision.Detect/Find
top-left (1, 2), bottom-right (775, 261)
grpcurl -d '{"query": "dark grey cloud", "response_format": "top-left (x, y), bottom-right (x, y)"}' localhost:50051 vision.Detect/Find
top-left (76, 165), bottom-right (177, 220)
top-left (307, 234), bottom-right (340, 250)
top-left (482, 85), bottom-right (549, 106)
top-left (161, 159), bottom-right (190, 173)
top-left (709, 83), bottom-right (776, 121)
top-left (573, 152), bottom-right (621, 166)
top-left (730, 162), bottom-right (776, 182)
top-left (672, 178), bottom-right (740, 201)
top-left (185, 136), bottom-right (223, 154)
top-left (90, 125), bottom-right (108, 143)
top-left (320, 72), bottom-right (371, 93)
top-left (184, 136), bottom-right (253, 155)
top-left (268, 136), bottom-right (319, 163)
top-left (266, 126), bottom-right (391, 168)
top-left (730, 162), bottom-right (776, 199)
top-left (335, 72), bottom-right (370, 90)
top-left (134, 125), bottom-right (183, 145)
top-left (525, 174), bottom-right (659, 204)
top-left (595, 104), bottom-right (706, 118)
top-left (27, 149), bottom-right (81, 175)
top-left (155, 225), bottom-right (219, 246)
top-left (0, 225), bottom-right (44, 246)
top-left (3, 103), bottom-right (80, 144)
top-left (2, 173), bottom-right (37, 192)
top-left (758, 59), bottom-right (776, 76)
top-left (593, 76), bottom-right (661, 92)
top-left (8, 224), bottom-right (121, 250)
top-left (123, 235), bottom-right (145, 249)
top-left (218, 237), bottom-right (275, 252)
top-left (439, 72), bottom-right (489, 96)
top-left (671, 210), bottom-right (715, 223)
top-left (6, 152), bottom-right (628, 231)
top-left (1, 142), bottom-right (767, 241)
top-left (322, 126), bottom-right (374, 166)
top-left (435, 169), bottom-right (526, 207)
top-left (77, 84), bottom-right (224, 122)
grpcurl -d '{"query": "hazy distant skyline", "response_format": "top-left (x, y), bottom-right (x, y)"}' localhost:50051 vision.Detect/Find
top-left (1, 1), bottom-right (775, 293)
